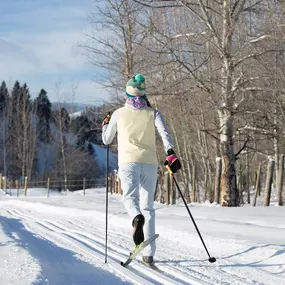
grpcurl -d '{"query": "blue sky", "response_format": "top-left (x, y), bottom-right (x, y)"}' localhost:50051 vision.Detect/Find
top-left (0, 0), bottom-right (110, 104)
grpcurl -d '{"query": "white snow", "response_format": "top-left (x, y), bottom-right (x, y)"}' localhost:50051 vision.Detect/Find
top-left (69, 110), bottom-right (84, 118)
top-left (0, 188), bottom-right (284, 285)
top-left (249, 35), bottom-right (271, 43)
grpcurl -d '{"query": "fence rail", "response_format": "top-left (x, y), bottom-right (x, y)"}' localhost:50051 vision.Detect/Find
top-left (0, 174), bottom-right (107, 197)
top-left (0, 171), bottom-right (175, 202)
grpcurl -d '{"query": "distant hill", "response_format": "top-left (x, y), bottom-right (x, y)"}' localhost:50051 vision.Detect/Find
top-left (51, 102), bottom-right (94, 113)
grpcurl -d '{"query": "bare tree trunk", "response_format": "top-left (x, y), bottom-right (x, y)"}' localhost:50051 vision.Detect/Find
top-left (170, 176), bottom-right (176, 205)
top-left (122, 0), bottom-right (134, 79)
top-left (182, 134), bottom-right (191, 203)
top-left (219, 110), bottom-right (238, 206)
top-left (57, 102), bottom-right (67, 187)
top-left (264, 158), bottom-right (275, 206)
top-left (169, 119), bottom-right (190, 201)
top-left (27, 115), bottom-right (38, 182)
top-left (214, 157), bottom-right (222, 204)
top-left (273, 125), bottom-right (279, 190)
top-left (246, 150), bottom-right (250, 204)
top-left (252, 162), bottom-right (262, 207)
top-left (192, 165), bottom-right (197, 202)
top-left (277, 154), bottom-right (284, 206)
top-left (163, 171), bottom-right (170, 205)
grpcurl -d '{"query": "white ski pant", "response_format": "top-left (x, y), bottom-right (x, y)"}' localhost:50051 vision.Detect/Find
top-left (118, 162), bottom-right (158, 256)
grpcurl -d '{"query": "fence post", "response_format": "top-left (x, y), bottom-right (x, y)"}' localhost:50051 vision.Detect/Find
top-left (252, 162), bottom-right (262, 207)
top-left (65, 176), bottom-right (68, 195)
top-left (113, 171), bottom-right (117, 194)
top-left (24, 176), bottom-right (28, 197)
top-left (16, 180), bottom-right (19, 197)
top-left (47, 177), bottom-right (50, 197)
top-left (109, 175), bottom-right (113, 194)
top-left (264, 158), bottom-right (275, 206)
top-left (83, 177), bottom-right (86, 196)
top-left (118, 177), bottom-right (122, 195)
top-left (4, 176), bottom-right (7, 194)
top-left (0, 173), bottom-right (2, 190)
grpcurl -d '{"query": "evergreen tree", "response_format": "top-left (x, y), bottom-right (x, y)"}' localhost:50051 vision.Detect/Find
top-left (71, 115), bottom-right (91, 148)
top-left (87, 142), bottom-right (95, 156)
top-left (0, 81), bottom-right (9, 114)
top-left (0, 81), bottom-right (9, 175)
top-left (7, 81), bottom-right (35, 179)
top-left (35, 89), bottom-right (52, 143)
top-left (20, 83), bottom-right (31, 113)
top-left (7, 81), bottom-right (22, 178)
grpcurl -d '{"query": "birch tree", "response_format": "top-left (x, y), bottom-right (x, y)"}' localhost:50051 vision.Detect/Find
top-left (132, 0), bottom-right (284, 206)
top-left (82, 0), bottom-right (146, 98)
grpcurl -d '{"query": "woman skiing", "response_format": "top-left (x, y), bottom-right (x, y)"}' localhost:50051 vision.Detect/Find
top-left (102, 74), bottom-right (181, 265)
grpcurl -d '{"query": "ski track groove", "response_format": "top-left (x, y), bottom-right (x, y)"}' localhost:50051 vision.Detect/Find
top-left (7, 209), bottom-right (217, 284)
top-left (4, 208), bottom-right (202, 285)
top-left (66, 214), bottom-right (282, 285)
top-left (4, 208), bottom-right (160, 285)
top-left (2, 206), bottom-right (283, 285)
top-left (9, 208), bottom-right (273, 285)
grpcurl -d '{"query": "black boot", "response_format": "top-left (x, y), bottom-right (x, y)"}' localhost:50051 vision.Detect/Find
top-left (132, 214), bottom-right (145, 245)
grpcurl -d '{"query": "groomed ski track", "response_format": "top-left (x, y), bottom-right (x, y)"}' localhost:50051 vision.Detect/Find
top-left (0, 197), bottom-right (284, 285)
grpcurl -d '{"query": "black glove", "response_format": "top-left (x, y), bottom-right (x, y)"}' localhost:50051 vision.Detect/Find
top-left (164, 149), bottom-right (181, 174)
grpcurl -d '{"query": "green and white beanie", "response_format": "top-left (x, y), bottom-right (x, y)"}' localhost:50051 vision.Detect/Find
top-left (126, 74), bottom-right (146, 97)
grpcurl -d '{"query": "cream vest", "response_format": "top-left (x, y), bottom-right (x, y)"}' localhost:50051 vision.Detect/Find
top-left (117, 106), bottom-right (158, 165)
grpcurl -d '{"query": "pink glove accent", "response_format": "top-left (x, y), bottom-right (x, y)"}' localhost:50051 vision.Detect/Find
top-left (167, 154), bottom-right (177, 165)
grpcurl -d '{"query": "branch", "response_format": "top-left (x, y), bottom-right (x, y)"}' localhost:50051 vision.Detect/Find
top-left (132, 0), bottom-right (180, 8)
top-left (238, 125), bottom-right (275, 136)
top-left (179, 0), bottom-right (222, 49)
top-left (234, 49), bottom-right (281, 68)
top-left (200, 129), bottom-right (220, 142)
top-left (235, 136), bottom-right (250, 159)
top-left (231, 0), bottom-right (247, 26)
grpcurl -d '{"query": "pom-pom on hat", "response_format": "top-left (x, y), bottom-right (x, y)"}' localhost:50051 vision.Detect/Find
top-left (126, 74), bottom-right (146, 97)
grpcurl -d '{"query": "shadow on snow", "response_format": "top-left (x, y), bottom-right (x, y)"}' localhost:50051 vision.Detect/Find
top-left (0, 216), bottom-right (131, 285)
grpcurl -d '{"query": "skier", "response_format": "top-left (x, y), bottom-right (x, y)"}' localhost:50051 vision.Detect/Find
top-left (102, 74), bottom-right (181, 265)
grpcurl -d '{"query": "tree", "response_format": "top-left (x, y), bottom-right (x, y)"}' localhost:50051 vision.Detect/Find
top-left (0, 81), bottom-right (9, 175)
top-left (7, 81), bottom-right (22, 178)
top-left (35, 89), bottom-right (52, 143)
top-left (0, 81), bottom-right (9, 114)
top-left (87, 142), bottom-right (95, 156)
top-left (129, 0), bottom-right (285, 206)
top-left (71, 115), bottom-right (91, 148)
top-left (83, 0), bottom-right (145, 100)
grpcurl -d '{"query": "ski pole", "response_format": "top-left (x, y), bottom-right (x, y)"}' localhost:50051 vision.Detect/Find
top-left (105, 144), bottom-right (109, 263)
top-left (104, 112), bottom-right (111, 264)
top-left (167, 166), bottom-right (216, 263)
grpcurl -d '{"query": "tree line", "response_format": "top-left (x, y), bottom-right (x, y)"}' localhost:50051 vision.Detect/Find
top-left (83, 0), bottom-right (285, 206)
top-left (0, 80), bottom-right (102, 188)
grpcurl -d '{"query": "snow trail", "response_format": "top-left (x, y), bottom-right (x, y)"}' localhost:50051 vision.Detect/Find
top-left (0, 189), bottom-right (284, 285)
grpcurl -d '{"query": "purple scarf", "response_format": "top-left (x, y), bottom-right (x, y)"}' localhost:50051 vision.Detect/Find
top-left (126, 96), bottom-right (147, 109)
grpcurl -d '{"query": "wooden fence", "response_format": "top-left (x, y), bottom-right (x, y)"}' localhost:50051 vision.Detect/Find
top-left (1, 156), bottom-right (283, 206)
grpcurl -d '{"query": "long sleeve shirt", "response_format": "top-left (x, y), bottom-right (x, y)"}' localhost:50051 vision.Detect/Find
top-left (102, 107), bottom-right (174, 154)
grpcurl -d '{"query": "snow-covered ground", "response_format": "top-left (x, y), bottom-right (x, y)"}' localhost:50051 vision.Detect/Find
top-left (0, 188), bottom-right (284, 285)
